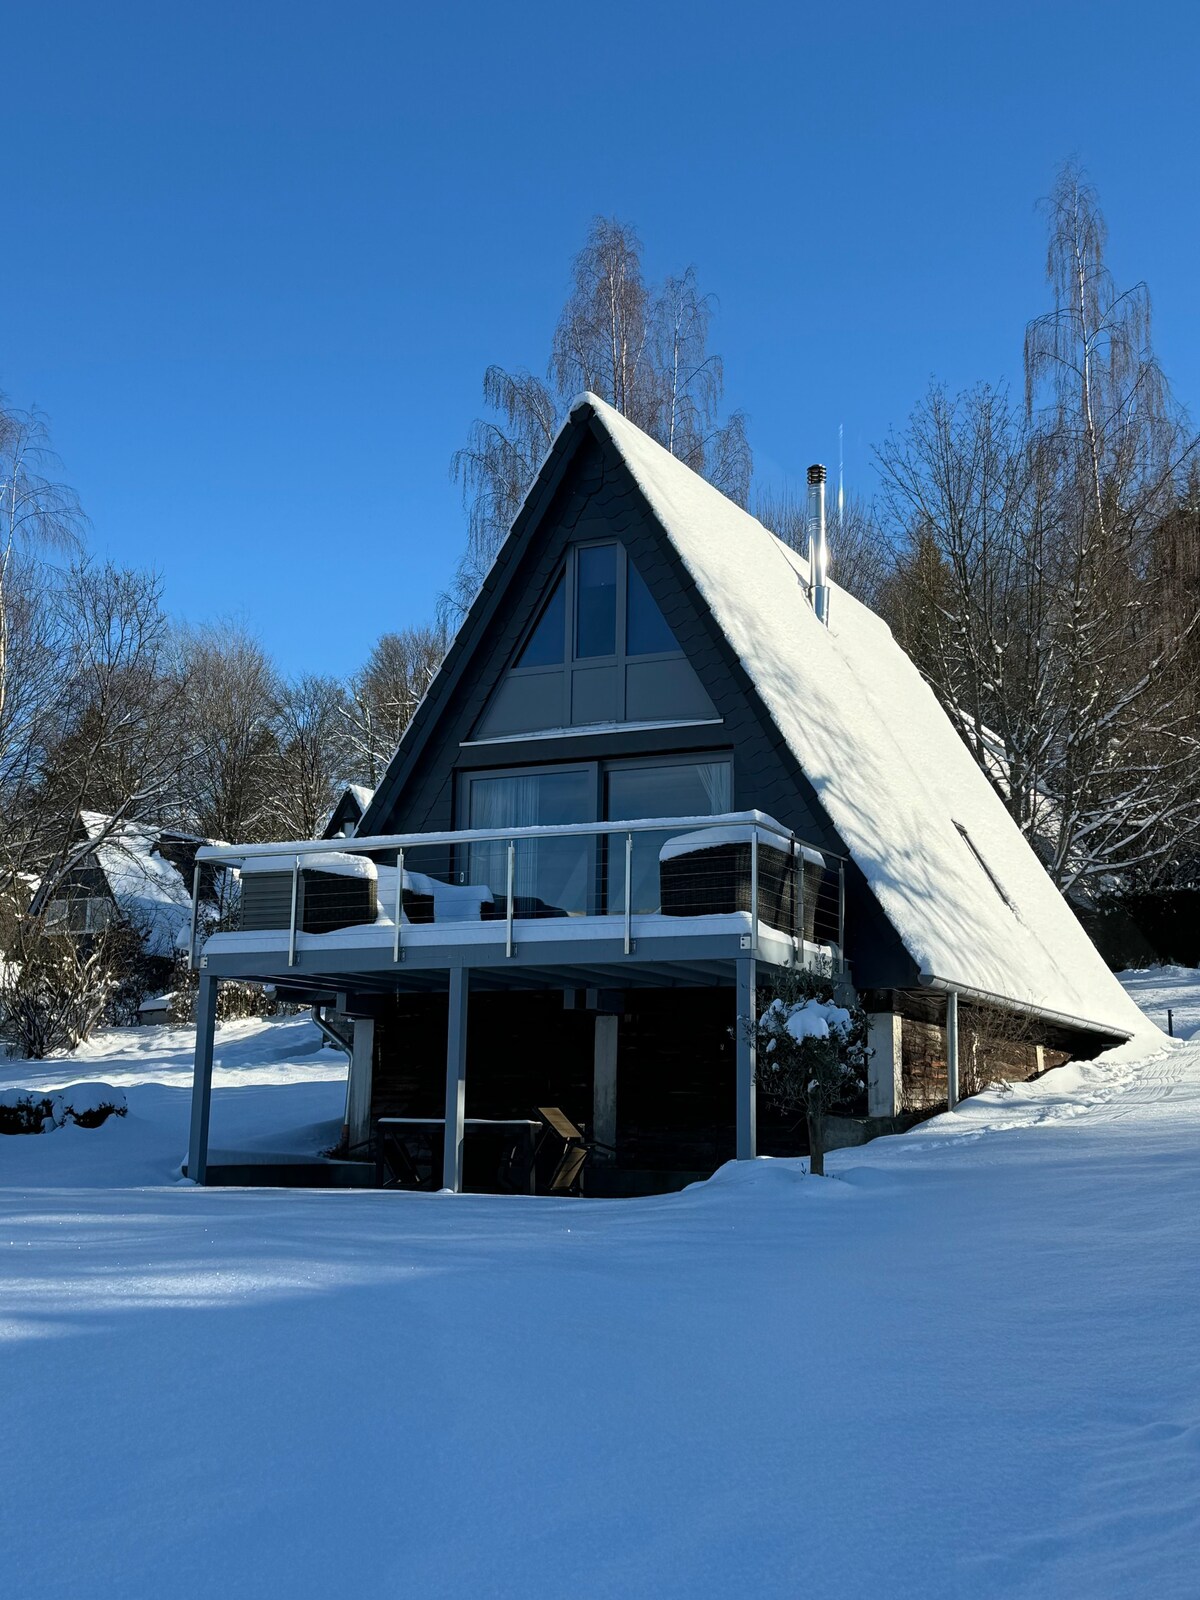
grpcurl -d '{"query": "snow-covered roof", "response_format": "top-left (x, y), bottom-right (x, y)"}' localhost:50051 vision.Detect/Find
top-left (571, 395), bottom-right (1148, 1041)
top-left (79, 813), bottom-right (195, 958)
top-left (322, 784), bottom-right (377, 839)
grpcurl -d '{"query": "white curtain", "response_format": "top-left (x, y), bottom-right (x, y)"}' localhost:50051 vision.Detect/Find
top-left (696, 761), bottom-right (732, 815)
top-left (468, 775), bottom-right (545, 907)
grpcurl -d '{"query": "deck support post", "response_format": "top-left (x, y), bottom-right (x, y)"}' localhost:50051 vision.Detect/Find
top-left (187, 972), bottom-right (219, 1184)
top-left (946, 990), bottom-right (960, 1110)
top-left (866, 1011), bottom-right (903, 1118)
top-left (443, 967), bottom-right (469, 1192)
top-left (736, 955), bottom-right (757, 1160)
top-left (346, 1016), bottom-right (375, 1152)
top-left (593, 1014), bottom-right (618, 1159)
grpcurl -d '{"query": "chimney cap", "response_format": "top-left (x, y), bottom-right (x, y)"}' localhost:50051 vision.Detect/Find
top-left (807, 463), bottom-right (827, 485)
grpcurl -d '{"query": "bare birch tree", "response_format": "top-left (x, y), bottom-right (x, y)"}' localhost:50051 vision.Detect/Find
top-left (273, 673), bottom-right (354, 839)
top-left (342, 623), bottom-right (445, 787)
top-left (176, 621), bottom-right (281, 843)
top-left (0, 401), bottom-right (84, 766)
top-left (448, 218), bottom-right (751, 619)
top-left (876, 166), bottom-right (1200, 894)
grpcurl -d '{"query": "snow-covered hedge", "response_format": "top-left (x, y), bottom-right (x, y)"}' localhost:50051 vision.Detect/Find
top-left (0, 1083), bottom-right (128, 1134)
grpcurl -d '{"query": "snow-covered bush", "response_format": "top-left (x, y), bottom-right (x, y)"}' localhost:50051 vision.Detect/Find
top-left (751, 964), bottom-right (869, 1175)
top-left (0, 1082), bottom-right (127, 1134)
top-left (0, 932), bottom-right (120, 1059)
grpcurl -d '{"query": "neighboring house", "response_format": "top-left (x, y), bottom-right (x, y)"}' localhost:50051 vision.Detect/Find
top-left (188, 394), bottom-right (1149, 1192)
top-left (322, 785), bottom-right (375, 840)
top-left (34, 812), bottom-right (211, 964)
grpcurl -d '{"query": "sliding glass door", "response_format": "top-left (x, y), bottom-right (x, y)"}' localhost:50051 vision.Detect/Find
top-left (461, 753), bottom-right (734, 920)
top-left (605, 758), bottom-right (733, 914)
top-left (466, 767), bottom-right (592, 917)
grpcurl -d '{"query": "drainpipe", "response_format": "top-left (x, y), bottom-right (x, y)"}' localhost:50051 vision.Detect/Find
top-left (311, 1003), bottom-right (353, 1057)
top-left (311, 1004), bottom-right (355, 1153)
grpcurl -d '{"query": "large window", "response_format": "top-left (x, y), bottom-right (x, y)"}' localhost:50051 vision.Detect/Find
top-left (477, 541), bottom-right (716, 738)
top-left (510, 542), bottom-right (681, 669)
top-left (460, 754), bottom-right (733, 919)
top-left (466, 767), bottom-right (592, 916)
top-left (606, 758), bottom-right (733, 914)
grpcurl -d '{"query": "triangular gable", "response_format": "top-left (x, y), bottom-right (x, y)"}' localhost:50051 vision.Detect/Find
top-left (363, 412), bottom-right (739, 834)
top-left (473, 539), bottom-right (714, 739)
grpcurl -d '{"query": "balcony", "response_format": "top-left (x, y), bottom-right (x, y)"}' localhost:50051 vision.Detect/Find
top-left (192, 811), bottom-right (845, 995)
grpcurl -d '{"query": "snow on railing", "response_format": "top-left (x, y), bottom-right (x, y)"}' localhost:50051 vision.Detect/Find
top-left (189, 812), bottom-right (846, 971)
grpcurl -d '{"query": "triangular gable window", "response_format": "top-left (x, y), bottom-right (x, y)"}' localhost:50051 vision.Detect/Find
top-left (626, 559), bottom-right (678, 656)
top-left (515, 573), bottom-right (566, 668)
top-left (476, 543), bottom-right (714, 738)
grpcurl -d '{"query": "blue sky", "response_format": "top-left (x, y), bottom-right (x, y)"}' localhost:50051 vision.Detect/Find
top-left (5, 1), bottom-right (1198, 678)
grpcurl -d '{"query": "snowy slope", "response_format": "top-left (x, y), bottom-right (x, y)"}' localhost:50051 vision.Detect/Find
top-left (1, 977), bottom-right (1198, 1598)
top-left (575, 395), bottom-right (1150, 1042)
top-left (1116, 965), bottom-right (1200, 1040)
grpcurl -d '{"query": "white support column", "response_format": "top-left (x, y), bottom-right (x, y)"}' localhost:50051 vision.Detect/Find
top-left (866, 1011), bottom-right (903, 1119)
top-left (736, 956), bottom-right (757, 1160)
top-left (187, 973), bottom-right (219, 1183)
top-left (593, 1014), bottom-right (618, 1158)
top-left (443, 967), bottom-right (469, 1192)
top-left (946, 990), bottom-right (960, 1110)
top-left (346, 1016), bottom-right (375, 1152)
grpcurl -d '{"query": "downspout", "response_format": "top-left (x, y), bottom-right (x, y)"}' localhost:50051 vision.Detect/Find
top-left (311, 1004), bottom-right (356, 1153)
top-left (311, 1003), bottom-right (353, 1056)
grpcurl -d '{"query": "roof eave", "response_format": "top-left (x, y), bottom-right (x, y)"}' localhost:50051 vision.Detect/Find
top-left (917, 971), bottom-right (1134, 1043)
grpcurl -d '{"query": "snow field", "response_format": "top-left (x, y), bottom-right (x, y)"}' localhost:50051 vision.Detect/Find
top-left (1, 975), bottom-right (1198, 1598)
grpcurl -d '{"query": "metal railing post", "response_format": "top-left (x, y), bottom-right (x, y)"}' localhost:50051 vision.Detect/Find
top-left (623, 831), bottom-right (634, 955)
top-left (946, 990), bottom-right (960, 1109)
top-left (505, 838), bottom-right (515, 958)
top-left (188, 863), bottom-right (201, 971)
top-left (837, 861), bottom-right (846, 971)
top-left (287, 855), bottom-right (300, 968)
top-left (750, 824), bottom-right (760, 955)
top-left (792, 840), bottom-right (803, 962)
top-left (392, 845), bottom-right (405, 963)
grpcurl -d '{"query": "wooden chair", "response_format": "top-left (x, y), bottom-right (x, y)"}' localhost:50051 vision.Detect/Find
top-left (376, 1126), bottom-right (428, 1190)
top-left (534, 1106), bottom-right (590, 1196)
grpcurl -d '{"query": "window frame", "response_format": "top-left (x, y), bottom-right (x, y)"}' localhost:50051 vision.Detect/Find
top-left (506, 542), bottom-right (685, 683)
top-left (456, 750), bottom-right (734, 915)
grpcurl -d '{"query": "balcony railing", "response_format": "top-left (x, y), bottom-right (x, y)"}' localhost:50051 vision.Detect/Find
top-left (191, 811), bottom-right (845, 970)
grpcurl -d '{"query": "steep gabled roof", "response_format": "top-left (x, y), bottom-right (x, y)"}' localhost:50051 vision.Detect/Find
top-left (367, 393), bottom-right (1149, 1041)
top-left (581, 397), bottom-right (1147, 1040)
top-left (79, 812), bottom-right (197, 957)
top-left (322, 784), bottom-right (376, 840)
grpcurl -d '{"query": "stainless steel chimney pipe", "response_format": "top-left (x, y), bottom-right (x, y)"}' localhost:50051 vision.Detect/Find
top-left (807, 463), bottom-right (830, 626)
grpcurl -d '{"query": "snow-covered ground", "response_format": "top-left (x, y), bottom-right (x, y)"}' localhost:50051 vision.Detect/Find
top-left (0, 1013), bottom-right (347, 1187)
top-left (1116, 963), bottom-right (1200, 1041)
top-left (2, 976), bottom-right (1199, 1599)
